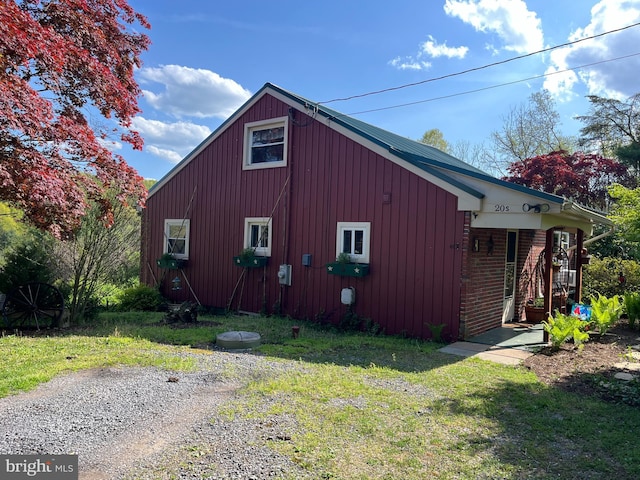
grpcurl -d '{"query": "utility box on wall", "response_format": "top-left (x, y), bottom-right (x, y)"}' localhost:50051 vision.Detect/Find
top-left (341, 287), bottom-right (355, 305)
top-left (278, 264), bottom-right (292, 286)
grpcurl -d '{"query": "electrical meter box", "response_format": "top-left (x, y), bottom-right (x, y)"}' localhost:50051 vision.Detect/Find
top-left (278, 264), bottom-right (292, 286)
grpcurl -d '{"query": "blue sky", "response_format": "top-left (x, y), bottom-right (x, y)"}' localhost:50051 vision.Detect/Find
top-left (118, 0), bottom-right (640, 180)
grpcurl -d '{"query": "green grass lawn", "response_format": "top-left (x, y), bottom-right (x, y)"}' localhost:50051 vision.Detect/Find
top-left (2, 312), bottom-right (639, 479)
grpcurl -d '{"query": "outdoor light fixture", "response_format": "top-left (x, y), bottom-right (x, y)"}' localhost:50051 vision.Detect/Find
top-left (172, 276), bottom-right (182, 290)
top-left (522, 203), bottom-right (550, 213)
top-left (486, 235), bottom-right (494, 255)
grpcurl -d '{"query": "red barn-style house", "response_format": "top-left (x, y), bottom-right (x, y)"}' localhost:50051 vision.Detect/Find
top-left (141, 83), bottom-right (611, 341)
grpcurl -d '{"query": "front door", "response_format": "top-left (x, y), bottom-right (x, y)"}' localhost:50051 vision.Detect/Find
top-left (502, 230), bottom-right (518, 323)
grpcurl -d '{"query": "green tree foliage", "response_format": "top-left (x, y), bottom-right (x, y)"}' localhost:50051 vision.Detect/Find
top-left (0, 203), bottom-right (26, 264)
top-left (577, 93), bottom-right (640, 158)
top-left (492, 90), bottom-right (575, 164)
top-left (615, 142), bottom-right (640, 181)
top-left (0, 230), bottom-right (56, 293)
top-left (419, 128), bottom-right (450, 152)
top-left (54, 195), bottom-right (141, 322)
top-left (607, 184), bottom-right (640, 254)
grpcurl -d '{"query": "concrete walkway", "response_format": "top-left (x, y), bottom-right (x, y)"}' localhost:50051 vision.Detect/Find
top-left (439, 341), bottom-right (534, 365)
top-left (439, 324), bottom-right (547, 365)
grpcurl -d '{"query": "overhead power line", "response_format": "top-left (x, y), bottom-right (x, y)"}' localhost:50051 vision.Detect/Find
top-left (318, 21), bottom-right (640, 105)
top-left (343, 52), bottom-right (640, 116)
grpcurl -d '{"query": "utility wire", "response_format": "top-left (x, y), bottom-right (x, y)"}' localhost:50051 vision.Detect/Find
top-left (318, 21), bottom-right (640, 105)
top-left (342, 52), bottom-right (640, 116)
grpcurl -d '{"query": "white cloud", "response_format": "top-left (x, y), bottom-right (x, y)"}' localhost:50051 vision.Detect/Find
top-left (543, 0), bottom-right (640, 100)
top-left (389, 35), bottom-right (466, 71)
top-left (421, 35), bottom-right (468, 59)
top-left (138, 65), bottom-right (252, 119)
top-left (146, 146), bottom-right (184, 164)
top-left (389, 56), bottom-right (432, 71)
top-left (96, 138), bottom-right (123, 151)
top-left (444, 0), bottom-right (543, 54)
top-left (132, 117), bottom-right (212, 164)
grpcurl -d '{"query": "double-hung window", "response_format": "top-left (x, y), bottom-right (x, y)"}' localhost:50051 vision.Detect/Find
top-left (243, 117), bottom-right (288, 169)
top-left (164, 219), bottom-right (190, 259)
top-left (336, 222), bottom-right (370, 263)
top-left (244, 217), bottom-right (272, 256)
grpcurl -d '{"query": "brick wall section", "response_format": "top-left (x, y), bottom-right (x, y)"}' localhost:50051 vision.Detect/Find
top-left (516, 230), bottom-right (546, 321)
top-left (458, 213), bottom-right (471, 339)
top-left (460, 228), bottom-right (507, 338)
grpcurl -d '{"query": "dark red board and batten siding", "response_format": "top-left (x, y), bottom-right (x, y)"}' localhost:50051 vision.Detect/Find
top-left (142, 93), bottom-right (465, 340)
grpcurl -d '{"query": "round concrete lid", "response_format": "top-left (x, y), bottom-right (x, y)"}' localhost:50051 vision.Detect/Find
top-left (216, 331), bottom-right (261, 349)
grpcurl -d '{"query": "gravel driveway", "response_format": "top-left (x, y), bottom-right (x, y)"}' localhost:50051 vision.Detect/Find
top-left (0, 351), bottom-right (312, 479)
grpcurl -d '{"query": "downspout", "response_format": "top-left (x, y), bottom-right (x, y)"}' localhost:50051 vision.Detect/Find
top-left (567, 225), bottom-right (615, 251)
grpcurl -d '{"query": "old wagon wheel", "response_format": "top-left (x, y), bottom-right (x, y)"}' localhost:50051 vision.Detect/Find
top-left (2, 282), bottom-right (65, 330)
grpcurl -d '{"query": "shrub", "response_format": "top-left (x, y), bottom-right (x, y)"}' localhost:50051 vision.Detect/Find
top-left (543, 312), bottom-right (590, 350)
top-left (0, 231), bottom-right (56, 293)
top-left (583, 257), bottom-right (640, 299)
top-left (116, 284), bottom-right (165, 312)
top-left (589, 294), bottom-right (623, 335)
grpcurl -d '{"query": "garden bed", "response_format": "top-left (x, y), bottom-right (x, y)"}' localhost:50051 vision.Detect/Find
top-left (523, 318), bottom-right (639, 405)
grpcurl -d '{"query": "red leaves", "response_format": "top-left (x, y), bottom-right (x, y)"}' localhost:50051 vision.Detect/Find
top-left (0, 0), bottom-right (150, 237)
top-left (502, 150), bottom-right (632, 210)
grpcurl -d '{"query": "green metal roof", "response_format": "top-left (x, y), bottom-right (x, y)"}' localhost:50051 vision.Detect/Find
top-left (151, 82), bottom-right (563, 206)
top-left (267, 83), bottom-right (563, 204)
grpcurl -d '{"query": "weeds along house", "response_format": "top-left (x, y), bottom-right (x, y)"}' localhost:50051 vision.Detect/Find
top-left (141, 83), bottom-right (611, 340)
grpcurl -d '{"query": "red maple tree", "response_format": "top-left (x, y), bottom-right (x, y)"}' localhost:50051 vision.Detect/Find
top-left (502, 150), bottom-right (632, 211)
top-left (0, 0), bottom-right (150, 238)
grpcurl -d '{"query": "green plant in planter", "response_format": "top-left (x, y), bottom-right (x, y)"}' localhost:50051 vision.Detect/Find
top-left (238, 247), bottom-right (256, 262)
top-left (589, 293), bottom-right (623, 335)
top-left (542, 311), bottom-right (590, 351)
top-left (234, 247), bottom-right (267, 268)
top-left (530, 297), bottom-right (544, 308)
top-left (336, 252), bottom-right (352, 263)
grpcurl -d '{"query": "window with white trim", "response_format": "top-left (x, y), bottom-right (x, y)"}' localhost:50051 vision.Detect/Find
top-left (164, 219), bottom-right (190, 259)
top-left (243, 117), bottom-right (288, 170)
top-left (244, 217), bottom-right (272, 256)
top-left (336, 222), bottom-right (370, 263)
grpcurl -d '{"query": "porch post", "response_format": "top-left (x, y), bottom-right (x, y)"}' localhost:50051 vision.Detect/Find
top-left (543, 228), bottom-right (554, 343)
top-left (575, 229), bottom-right (584, 304)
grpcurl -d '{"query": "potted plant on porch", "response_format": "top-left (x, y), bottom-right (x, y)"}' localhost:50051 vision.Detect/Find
top-left (525, 297), bottom-right (548, 323)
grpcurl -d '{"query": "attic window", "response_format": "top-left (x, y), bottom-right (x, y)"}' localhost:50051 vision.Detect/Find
top-left (243, 117), bottom-right (288, 170)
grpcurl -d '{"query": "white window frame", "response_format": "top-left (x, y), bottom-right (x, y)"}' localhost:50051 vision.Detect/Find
top-left (336, 222), bottom-right (370, 263)
top-left (164, 219), bottom-right (190, 259)
top-left (244, 217), bottom-right (272, 257)
top-left (243, 117), bottom-right (288, 170)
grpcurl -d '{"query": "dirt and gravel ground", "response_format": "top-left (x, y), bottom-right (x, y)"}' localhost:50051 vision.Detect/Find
top-left (523, 318), bottom-right (640, 401)
top-left (0, 351), bottom-right (312, 480)
top-left (2, 322), bottom-right (638, 479)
